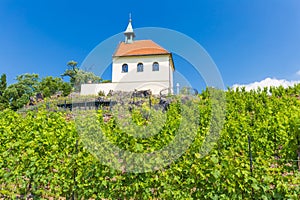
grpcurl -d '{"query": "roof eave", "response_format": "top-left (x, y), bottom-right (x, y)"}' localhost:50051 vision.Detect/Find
top-left (113, 52), bottom-right (171, 58)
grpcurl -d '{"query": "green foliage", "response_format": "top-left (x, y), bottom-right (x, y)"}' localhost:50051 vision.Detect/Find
top-left (0, 73), bottom-right (7, 93)
top-left (67, 60), bottom-right (78, 71)
top-left (98, 90), bottom-right (105, 96)
top-left (0, 73), bottom-right (72, 110)
top-left (73, 69), bottom-right (102, 88)
top-left (0, 84), bottom-right (300, 199)
top-left (0, 74), bottom-right (8, 110)
top-left (61, 60), bottom-right (79, 88)
top-left (37, 76), bottom-right (72, 98)
top-left (101, 79), bottom-right (112, 83)
top-left (61, 60), bottom-right (102, 91)
top-left (3, 73), bottom-right (39, 110)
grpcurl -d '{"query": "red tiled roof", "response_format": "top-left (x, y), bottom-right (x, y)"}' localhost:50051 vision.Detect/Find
top-left (113, 40), bottom-right (169, 57)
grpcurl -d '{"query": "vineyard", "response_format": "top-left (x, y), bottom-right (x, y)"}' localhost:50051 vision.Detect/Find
top-left (0, 85), bottom-right (300, 199)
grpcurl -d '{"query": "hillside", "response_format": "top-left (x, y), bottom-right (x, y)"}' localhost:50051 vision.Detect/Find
top-left (0, 84), bottom-right (300, 199)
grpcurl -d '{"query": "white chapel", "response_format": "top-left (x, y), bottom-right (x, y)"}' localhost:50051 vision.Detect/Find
top-left (81, 18), bottom-right (174, 95)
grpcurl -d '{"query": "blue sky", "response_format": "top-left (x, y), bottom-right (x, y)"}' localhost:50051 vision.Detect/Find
top-left (1, 0), bottom-right (300, 91)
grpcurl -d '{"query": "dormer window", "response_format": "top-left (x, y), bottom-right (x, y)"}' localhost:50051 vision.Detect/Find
top-left (122, 64), bottom-right (128, 73)
top-left (152, 62), bottom-right (159, 71)
top-left (137, 63), bottom-right (144, 72)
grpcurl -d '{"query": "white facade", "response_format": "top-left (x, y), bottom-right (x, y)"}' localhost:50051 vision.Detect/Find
top-left (112, 54), bottom-right (173, 87)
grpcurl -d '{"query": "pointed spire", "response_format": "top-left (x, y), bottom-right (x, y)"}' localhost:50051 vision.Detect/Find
top-left (124, 13), bottom-right (135, 44)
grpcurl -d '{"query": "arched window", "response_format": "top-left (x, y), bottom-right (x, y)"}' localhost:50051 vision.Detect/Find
top-left (152, 62), bottom-right (159, 71)
top-left (137, 63), bottom-right (144, 72)
top-left (122, 64), bottom-right (128, 73)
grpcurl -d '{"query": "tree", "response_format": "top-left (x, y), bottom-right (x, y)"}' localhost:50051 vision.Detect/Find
top-left (73, 70), bottom-right (102, 85)
top-left (3, 73), bottom-right (39, 110)
top-left (61, 60), bottom-right (102, 92)
top-left (67, 60), bottom-right (78, 71)
top-left (0, 74), bottom-right (7, 95)
top-left (0, 74), bottom-right (8, 110)
top-left (60, 81), bottom-right (73, 96)
top-left (37, 76), bottom-right (72, 98)
top-left (61, 60), bottom-right (79, 88)
top-left (0, 72), bottom-right (74, 111)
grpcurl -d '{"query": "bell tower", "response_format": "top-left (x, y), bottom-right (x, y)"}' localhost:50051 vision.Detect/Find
top-left (124, 14), bottom-right (135, 44)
